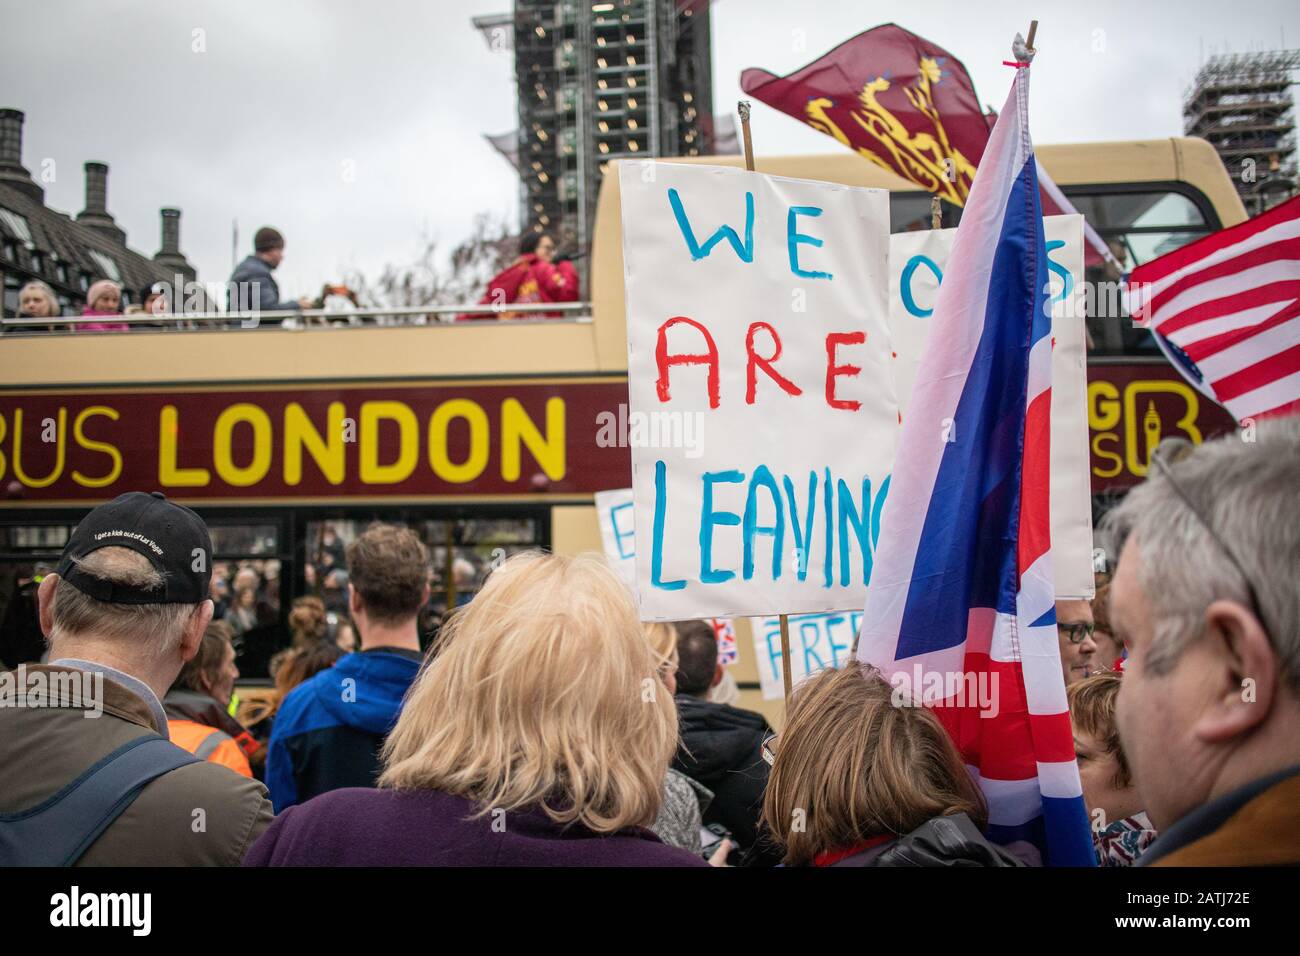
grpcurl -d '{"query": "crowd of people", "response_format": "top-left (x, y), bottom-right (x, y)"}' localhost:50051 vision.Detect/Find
top-left (8, 223), bottom-right (580, 334)
top-left (0, 418), bottom-right (1297, 867)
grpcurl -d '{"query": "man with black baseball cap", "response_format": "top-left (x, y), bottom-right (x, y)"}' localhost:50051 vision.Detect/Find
top-left (0, 492), bottom-right (272, 866)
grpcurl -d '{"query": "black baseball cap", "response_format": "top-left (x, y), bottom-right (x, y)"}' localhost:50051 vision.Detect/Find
top-left (56, 492), bottom-right (212, 605)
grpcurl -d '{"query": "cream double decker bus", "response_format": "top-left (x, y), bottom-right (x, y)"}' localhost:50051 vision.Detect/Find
top-left (0, 136), bottom-right (1246, 721)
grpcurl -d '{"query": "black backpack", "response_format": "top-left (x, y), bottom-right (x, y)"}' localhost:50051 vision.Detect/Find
top-left (0, 734), bottom-right (199, 866)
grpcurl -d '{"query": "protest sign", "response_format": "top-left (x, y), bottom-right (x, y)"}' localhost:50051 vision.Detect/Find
top-left (594, 486), bottom-right (737, 664)
top-left (889, 215), bottom-right (1095, 599)
top-left (751, 611), bottom-right (862, 700)
top-left (594, 488), bottom-right (637, 588)
top-left (619, 161), bottom-right (896, 621)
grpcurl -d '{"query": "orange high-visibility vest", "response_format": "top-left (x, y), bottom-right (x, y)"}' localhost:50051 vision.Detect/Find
top-left (167, 719), bottom-right (253, 778)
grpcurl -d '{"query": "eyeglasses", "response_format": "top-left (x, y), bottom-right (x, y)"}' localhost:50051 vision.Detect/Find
top-left (761, 733), bottom-right (778, 767)
top-left (1150, 451), bottom-right (1275, 642)
top-left (1059, 621), bottom-right (1095, 645)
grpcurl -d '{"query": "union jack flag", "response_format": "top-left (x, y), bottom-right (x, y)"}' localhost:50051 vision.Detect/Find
top-left (856, 54), bottom-right (1095, 866)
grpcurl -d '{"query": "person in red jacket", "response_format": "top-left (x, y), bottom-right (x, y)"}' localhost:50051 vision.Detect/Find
top-left (460, 231), bottom-right (578, 321)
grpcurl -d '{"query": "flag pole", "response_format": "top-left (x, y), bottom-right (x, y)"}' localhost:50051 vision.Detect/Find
top-left (739, 98), bottom-right (794, 709)
top-left (930, 195), bottom-right (942, 229)
top-left (1026, 20), bottom-right (1038, 51)
top-left (738, 100), bottom-right (756, 173)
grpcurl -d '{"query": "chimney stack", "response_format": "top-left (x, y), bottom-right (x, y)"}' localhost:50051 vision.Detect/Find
top-left (0, 109), bottom-right (22, 166)
top-left (83, 161), bottom-right (108, 214)
top-left (160, 207), bottom-right (180, 254)
top-left (154, 207), bottom-right (195, 280)
top-left (76, 161), bottom-right (125, 243)
top-left (0, 108), bottom-right (43, 202)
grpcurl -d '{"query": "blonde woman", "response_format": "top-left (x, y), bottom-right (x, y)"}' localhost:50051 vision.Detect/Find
top-left (245, 552), bottom-right (705, 866)
top-left (761, 663), bottom-right (1023, 867)
top-left (17, 280), bottom-right (61, 324)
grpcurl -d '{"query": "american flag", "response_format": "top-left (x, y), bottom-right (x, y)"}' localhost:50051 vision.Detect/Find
top-left (1126, 195), bottom-right (1300, 422)
top-left (856, 54), bottom-right (1096, 866)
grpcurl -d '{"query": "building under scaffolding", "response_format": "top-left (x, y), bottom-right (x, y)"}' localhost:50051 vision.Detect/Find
top-left (1184, 49), bottom-right (1300, 216)
top-left (475, 0), bottom-right (715, 261)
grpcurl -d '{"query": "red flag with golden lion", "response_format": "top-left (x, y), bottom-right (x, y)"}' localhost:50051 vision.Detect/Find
top-left (741, 23), bottom-right (993, 206)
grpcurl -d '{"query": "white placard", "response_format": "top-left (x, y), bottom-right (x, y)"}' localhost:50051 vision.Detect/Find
top-left (889, 215), bottom-right (1095, 600)
top-left (594, 486), bottom-right (739, 665)
top-left (594, 487), bottom-right (637, 588)
top-left (620, 162), bottom-right (896, 620)
top-left (752, 611), bottom-right (863, 700)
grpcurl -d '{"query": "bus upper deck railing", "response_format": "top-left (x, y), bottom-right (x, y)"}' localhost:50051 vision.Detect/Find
top-left (0, 301), bottom-right (593, 334)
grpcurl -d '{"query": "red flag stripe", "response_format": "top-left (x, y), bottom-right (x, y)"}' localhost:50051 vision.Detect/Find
top-left (1143, 236), bottom-right (1300, 319)
top-left (1185, 299), bottom-right (1300, 364)
top-left (1154, 279), bottom-right (1300, 338)
top-left (1017, 389), bottom-right (1052, 574)
top-left (1028, 711), bottom-right (1078, 764)
top-left (1213, 341), bottom-right (1300, 402)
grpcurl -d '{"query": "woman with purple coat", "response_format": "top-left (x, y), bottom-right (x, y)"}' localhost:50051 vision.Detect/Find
top-left (245, 551), bottom-right (706, 867)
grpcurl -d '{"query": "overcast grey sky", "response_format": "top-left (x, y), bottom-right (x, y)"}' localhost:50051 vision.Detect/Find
top-left (3, 0), bottom-right (1297, 299)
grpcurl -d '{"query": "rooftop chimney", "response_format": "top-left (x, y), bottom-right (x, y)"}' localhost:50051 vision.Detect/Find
top-left (160, 207), bottom-right (180, 253)
top-left (154, 206), bottom-right (194, 280)
top-left (0, 108), bottom-right (43, 202)
top-left (76, 161), bottom-right (125, 243)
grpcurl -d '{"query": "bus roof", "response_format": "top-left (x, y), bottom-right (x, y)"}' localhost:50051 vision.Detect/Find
top-left (1, 138), bottom-right (1243, 389)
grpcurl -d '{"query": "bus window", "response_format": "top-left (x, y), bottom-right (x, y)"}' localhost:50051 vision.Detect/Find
top-left (207, 522), bottom-right (286, 681)
top-left (302, 514), bottom-right (546, 658)
top-left (0, 523), bottom-right (70, 668)
top-left (890, 192), bottom-right (960, 232)
top-left (424, 517), bottom-right (541, 610)
top-left (1063, 186), bottom-right (1217, 357)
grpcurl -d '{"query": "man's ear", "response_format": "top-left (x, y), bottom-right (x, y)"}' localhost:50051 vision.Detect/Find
top-left (37, 574), bottom-right (59, 637)
top-left (1192, 599), bottom-right (1275, 745)
top-left (711, 663), bottom-right (724, 690)
top-left (179, 600), bottom-right (215, 663)
top-left (349, 583), bottom-right (363, 619)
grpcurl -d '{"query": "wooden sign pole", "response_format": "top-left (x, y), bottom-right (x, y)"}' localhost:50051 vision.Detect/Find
top-left (738, 99), bottom-right (795, 710)
top-left (737, 100), bottom-right (756, 175)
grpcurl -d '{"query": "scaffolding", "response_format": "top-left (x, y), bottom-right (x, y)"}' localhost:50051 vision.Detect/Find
top-left (480, 1), bottom-right (714, 264)
top-left (1184, 49), bottom-right (1300, 216)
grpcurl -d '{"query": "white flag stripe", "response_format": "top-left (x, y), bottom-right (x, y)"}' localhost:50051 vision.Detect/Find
top-left (1196, 315), bottom-right (1300, 380)
top-left (1227, 368), bottom-right (1300, 420)
top-left (1150, 259), bottom-right (1300, 331)
top-left (989, 612), bottom-right (1018, 663)
top-left (1021, 637), bottom-right (1071, 716)
top-left (1139, 216), bottom-right (1300, 304)
top-left (973, 771), bottom-right (1044, 826)
top-left (1169, 302), bottom-right (1290, 348)
top-left (1018, 552), bottom-right (1056, 629)
top-left (1037, 760), bottom-right (1086, 799)
top-left (1025, 331), bottom-right (1053, 406)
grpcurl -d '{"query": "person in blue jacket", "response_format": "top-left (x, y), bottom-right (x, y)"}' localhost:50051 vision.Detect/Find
top-left (266, 524), bottom-right (428, 812)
